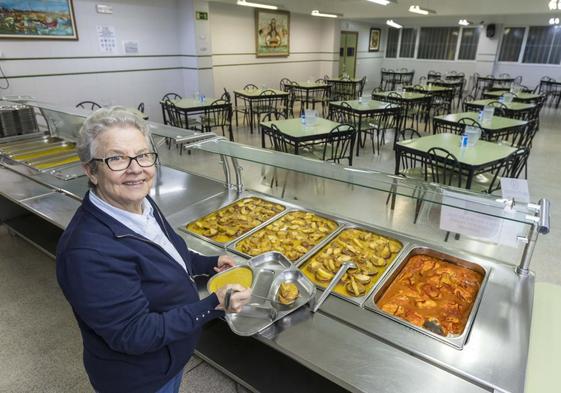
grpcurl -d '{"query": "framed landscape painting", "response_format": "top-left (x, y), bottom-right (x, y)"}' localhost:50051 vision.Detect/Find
top-left (255, 9), bottom-right (289, 57)
top-left (369, 28), bottom-right (380, 52)
top-left (0, 0), bottom-right (78, 40)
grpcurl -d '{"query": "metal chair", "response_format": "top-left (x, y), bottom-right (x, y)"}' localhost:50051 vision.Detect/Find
top-left (161, 93), bottom-right (181, 101)
top-left (313, 124), bottom-right (357, 166)
top-left (199, 99), bottom-right (233, 141)
top-left (76, 101), bottom-right (101, 110)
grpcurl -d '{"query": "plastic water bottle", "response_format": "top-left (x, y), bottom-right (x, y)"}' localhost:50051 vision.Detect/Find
top-left (478, 110), bottom-right (484, 122)
top-left (460, 133), bottom-right (469, 148)
top-left (300, 113), bottom-right (306, 125)
top-left (358, 96), bottom-right (363, 104)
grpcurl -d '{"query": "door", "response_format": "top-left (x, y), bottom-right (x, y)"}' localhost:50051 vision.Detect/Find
top-left (339, 31), bottom-right (358, 78)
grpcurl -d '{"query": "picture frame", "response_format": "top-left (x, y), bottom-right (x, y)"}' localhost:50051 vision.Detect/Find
top-left (368, 28), bottom-right (381, 52)
top-left (0, 0), bottom-right (78, 40)
top-left (255, 9), bottom-right (289, 57)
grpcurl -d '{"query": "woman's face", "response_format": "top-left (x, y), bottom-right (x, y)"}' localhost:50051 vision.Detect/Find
top-left (84, 126), bottom-right (155, 214)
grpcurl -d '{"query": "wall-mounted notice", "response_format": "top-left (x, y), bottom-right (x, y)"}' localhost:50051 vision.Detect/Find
top-left (123, 41), bottom-right (139, 54)
top-left (97, 25), bottom-right (117, 53)
top-left (439, 190), bottom-right (521, 247)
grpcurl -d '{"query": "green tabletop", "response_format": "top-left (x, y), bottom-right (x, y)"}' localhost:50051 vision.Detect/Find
top-left (434, 112), bottom-right (527, 130)
top-left (330, 99), bottom-right (398, 111)
top-left (260, 117), bottom-right (340, 139)
top-left (294, 81), bottom-right (329, 89)
top-left (405, 84), bottom-right (452, 92)
top-left (397, 133), bottom-right (516, 166)
top-left (484, 90), bottom-right (542, 100)
top-left (234, 88), bottom-right (287, 97)
top-left (469, 99), bottom-right (535, 111)
top-left (327, 77), bottom-right (362, 83)
top-left (164, 98), bottom-right (216, 109)
top-left (373, 91), bottom-right (428, 101)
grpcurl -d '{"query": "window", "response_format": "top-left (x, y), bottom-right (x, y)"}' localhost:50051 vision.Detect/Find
top-left (399, 28), bottom-right (417, 58)
top-left (417, 27), bottom-right (459, 60)
top-left (458, 27), bottom-right (480, 60)
top-left (523, 26), bottom-right (561, 64)
top-left (386, 28), bottom-right (399, 58)
top-left (498, 27), bottom-right (525, 62)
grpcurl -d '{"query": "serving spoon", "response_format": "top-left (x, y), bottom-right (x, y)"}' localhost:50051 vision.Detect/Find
top-left (312, 262), bottom-right (356, 313)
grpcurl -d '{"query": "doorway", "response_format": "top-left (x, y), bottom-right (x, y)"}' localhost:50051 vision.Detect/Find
top-left (339, 31), bottom-right (358, 78)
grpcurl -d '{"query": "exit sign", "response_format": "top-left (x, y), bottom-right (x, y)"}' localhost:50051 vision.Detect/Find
top-left (196, 11), bottom-right (208, 20)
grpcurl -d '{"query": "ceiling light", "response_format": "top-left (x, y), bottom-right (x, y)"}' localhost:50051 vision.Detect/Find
top-left (549, 0), bottom-right (561, 10)
top-left (311, 10), bottom-right (341, 18)
top-left (458, 19), bottom-right (472, 26)
top-left (386, 19), bottom-right (402, 29)
top-left (237, 0), bottom-right (278, 10)
top-left (549, 17), bottom-right (560, 25)
top-left (408, 5), bottom-right (436, 15)
top-left (367, 0), bottom-right (392, 5)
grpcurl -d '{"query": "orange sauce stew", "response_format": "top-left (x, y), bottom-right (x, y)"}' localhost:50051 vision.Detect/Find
top-left (376, 255), bottom-right (483, 336)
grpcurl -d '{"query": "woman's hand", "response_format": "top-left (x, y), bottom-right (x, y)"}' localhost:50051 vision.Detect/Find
top-left (215, 284), bottom-right (252, 313)
top-left (214, 255), bottom-right (236, 273)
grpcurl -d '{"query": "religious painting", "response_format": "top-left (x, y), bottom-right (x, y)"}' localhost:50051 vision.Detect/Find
top-left (255, 9), bottom-right (289, 57)
top-left (369, 28), bottom-right (380, 52)
top-left (0, 0), bottom-right (78, 40)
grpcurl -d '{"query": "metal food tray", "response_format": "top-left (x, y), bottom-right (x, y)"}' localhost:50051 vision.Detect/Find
top-left (0, 136), bottom-right (62, 153)
top-left (180, 193), bottom-right (294, 249)
top-left (228, 208), bottom-right (344, 265)
top-left (225, 252), bottom-right (316, 336)
top-left (8, 141), bottom-right (75, 158)
top-left (363, 245), bottom-right (490, 350)
top-left (296, 223), bottom-right (409, 307)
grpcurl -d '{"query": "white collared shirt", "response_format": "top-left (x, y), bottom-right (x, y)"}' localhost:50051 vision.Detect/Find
top-left (89, 191), bottom-right (188, 273)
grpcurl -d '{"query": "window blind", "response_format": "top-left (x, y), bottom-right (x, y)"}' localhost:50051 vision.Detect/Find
top-left (418, 27), bottom-right (459, 60)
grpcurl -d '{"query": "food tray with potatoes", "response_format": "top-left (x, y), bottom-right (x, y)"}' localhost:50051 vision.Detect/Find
top-left (207, 252), bottom-right (316, 336)
top-left (230, 209), bottom-right (341, 263)
top-left (298, 225), bottom-right (407, 306)
top-left (183, 196), bottom-right (287, 247)
top-left (364, 245), bottom-right (490, 349)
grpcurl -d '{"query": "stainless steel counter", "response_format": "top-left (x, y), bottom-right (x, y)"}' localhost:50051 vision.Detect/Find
top-left (0, 160), bottom-right (533, 393)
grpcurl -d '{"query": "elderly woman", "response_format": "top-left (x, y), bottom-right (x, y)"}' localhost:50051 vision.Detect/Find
top-left (56, 107), bottom-right (251, 393)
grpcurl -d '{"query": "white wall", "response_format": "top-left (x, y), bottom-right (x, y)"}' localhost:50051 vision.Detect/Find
top-left (0, 0), bottom-right (185, 121)
top-left (208, 2), bottom-right (338, 96)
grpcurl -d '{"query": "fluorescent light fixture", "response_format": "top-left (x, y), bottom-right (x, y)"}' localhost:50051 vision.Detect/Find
top-left (386, 19), bottom-right (402, 29)
top-left (458, 19), bottom-right (471, 26)
top-left (237, 0), bottom-right (278, 10)
top-left (549, 0), bottom-right (561, 10)
top-left (311, 10), bottom-right (340, 18)
top-left (549, 17), bottom-right (560, 25)
top-left (408, 5), bottom-right (436, 15)
top-left (367, 0), bottom-right (392, 5)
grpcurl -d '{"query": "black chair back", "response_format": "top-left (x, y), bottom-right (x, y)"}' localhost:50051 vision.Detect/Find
top-left (244, 83), bottom-right (259, 90)
top-left (280, 78), bottom-right (294, 92)
top-left (328, 101), bottom-right (355, 126)
top-left (162, 93), bottom-right (181, 101)
top-left (76, 101), bottom-right (101, 110)
top-left (426, 147), bottom-right (463, 187)
top-left (221, 88), bottom-right (231, 102)
top-left (201, 99), bottom-right (233, 140)
top-left (269, 124), bottom-right (295, 153)
top-left (137, 102), bottom-right (145, 113)
top-left (318, 124), bottom-right (357, 166)
top-left (509, 147), bottom-right (530, 179)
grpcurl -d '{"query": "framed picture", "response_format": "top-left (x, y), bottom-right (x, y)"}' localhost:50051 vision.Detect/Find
top-left (369, 28), bottom-right (381, 52)
top-left (255, 9), bottom-right (289, 57)
top-left (0, 0), bottom-right (78, 40)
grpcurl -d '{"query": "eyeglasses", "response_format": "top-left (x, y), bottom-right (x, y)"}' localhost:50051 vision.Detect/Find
top-left (91, 152), bottom-right (159, 171)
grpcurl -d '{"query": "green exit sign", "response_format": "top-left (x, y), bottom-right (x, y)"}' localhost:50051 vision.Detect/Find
top-left (196, 11), bottom-right (208, 20)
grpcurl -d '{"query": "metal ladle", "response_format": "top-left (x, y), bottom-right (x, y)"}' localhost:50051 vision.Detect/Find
top-left (312, 262), bottom-right (356, 313)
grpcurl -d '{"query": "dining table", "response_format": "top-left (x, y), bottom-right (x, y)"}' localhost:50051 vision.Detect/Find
top-left (325, 77), bottom-right (363, 101)
top-left (289, 81), bottom-right (331, 115)
top-left (372, 90), bottom-right (430, 133)
top-left (395, 132), bottom-right (517, 189)
top-left (381, 70), bottom-right (415, 90)
top-left (328, 99), bottom-right (401, 155)
top-left (464, 99), bottom-right (536, 120)
top-left (433, 111), bottom-right (527, 141)
top-left (483, 90), bottom-right (543, 103)
top-left (234, 88), bottom-right (289, 133)
top-left (259, 117), bottom-right (343, 156)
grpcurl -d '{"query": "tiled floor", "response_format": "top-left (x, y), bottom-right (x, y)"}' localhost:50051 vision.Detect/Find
top-left (0, 102), bottom-right (559, 392)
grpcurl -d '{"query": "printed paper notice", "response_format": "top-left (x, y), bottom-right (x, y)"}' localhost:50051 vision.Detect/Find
top-left (500, 178), bottom-right (530, 203)
top-left (123, 40), bottom-right (139, 54)
top-left (97, 26), bottom-right (117, 53)
top-left (439, 190), bottom-right (522, 247)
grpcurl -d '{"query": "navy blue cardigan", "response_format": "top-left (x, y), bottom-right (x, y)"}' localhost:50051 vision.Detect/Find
top-left (56, 191), bottom-right (223, 393)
